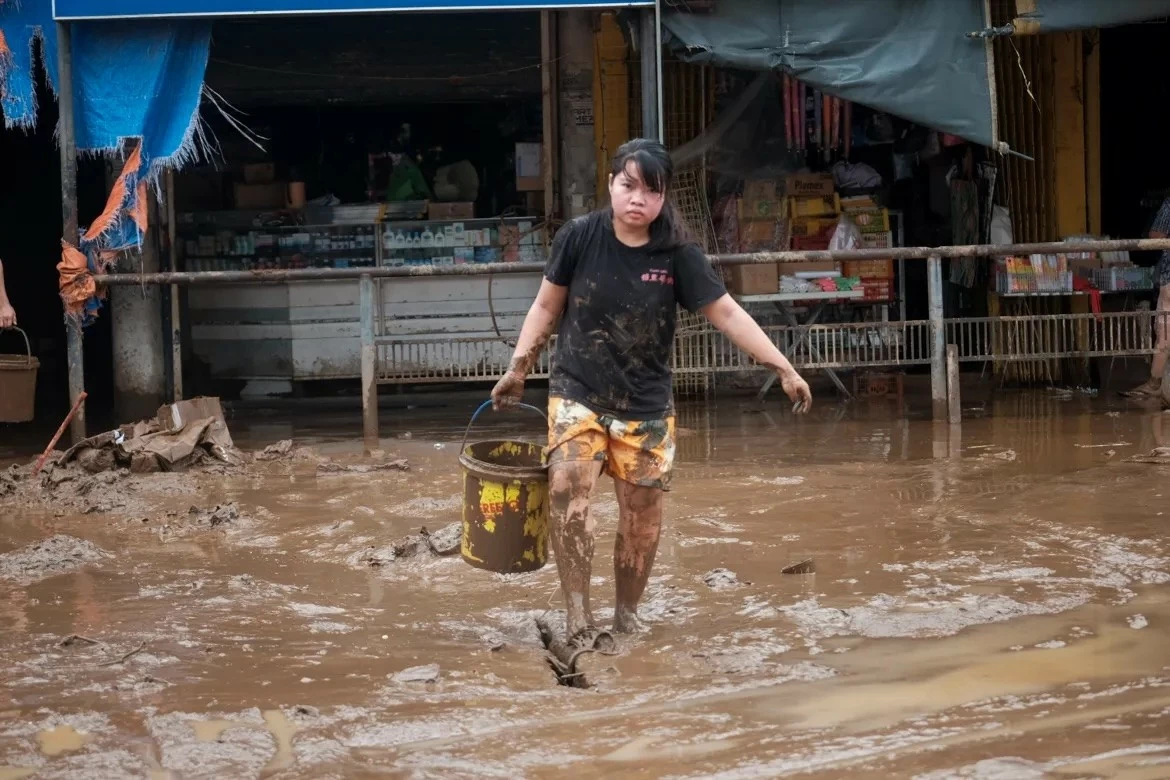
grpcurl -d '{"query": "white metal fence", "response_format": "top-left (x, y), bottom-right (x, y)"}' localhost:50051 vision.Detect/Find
top-left (376, 310), bottom-right (1163, 384)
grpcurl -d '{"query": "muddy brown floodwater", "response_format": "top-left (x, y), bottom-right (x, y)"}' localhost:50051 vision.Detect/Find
top-left (3, 390), bottom-right (1170, 778)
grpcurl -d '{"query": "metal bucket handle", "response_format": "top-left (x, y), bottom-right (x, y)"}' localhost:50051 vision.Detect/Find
top-left (0, 327), bottom-right (32, 369)
top-left (460, 399), bottom-right (548, 455)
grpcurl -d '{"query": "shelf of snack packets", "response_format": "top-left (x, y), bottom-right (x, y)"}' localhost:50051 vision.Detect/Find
top-left (995, 243), bottom-right (1155, 296)
top-left (719, 172), bottom-right (894, 301)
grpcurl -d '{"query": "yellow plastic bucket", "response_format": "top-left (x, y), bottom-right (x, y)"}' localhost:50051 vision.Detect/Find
top-left (458, 401), bottom-right (549, 574)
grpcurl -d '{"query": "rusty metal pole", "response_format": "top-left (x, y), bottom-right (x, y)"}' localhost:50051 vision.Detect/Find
top-left (928, 254), bottom-right (946, 421)
top-left (946, 343), bottom-right (961, 424)
top-left (639, 9), bottom-right (659, 139)
top-left (540, 9), bottom-right (556, 227)
top-left (359, 274), bottom-right (378, 454)
top-left (165, 169), bottom-right (183, 402)
top-left (56, 21), bottom-right (86, 444)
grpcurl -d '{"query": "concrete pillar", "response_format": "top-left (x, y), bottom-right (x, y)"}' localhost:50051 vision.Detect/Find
top-left (111, 195), bottom-right (166, 422)
top-left (557, 9), bottom-right (597, 219)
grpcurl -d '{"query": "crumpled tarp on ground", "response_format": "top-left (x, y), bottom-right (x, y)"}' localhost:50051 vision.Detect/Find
top-left (0, 1), bottom-right (212, 323)
top-left (59, 414), bottom-right (238, 475)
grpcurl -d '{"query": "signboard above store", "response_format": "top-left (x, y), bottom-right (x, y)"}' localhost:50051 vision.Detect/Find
top-left (53, 0), bottom-right (651, 19)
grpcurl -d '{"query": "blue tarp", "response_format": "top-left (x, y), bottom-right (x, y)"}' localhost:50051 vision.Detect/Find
top-left (2, 1), bottom-right (212, 322)
top-left (2, 5), bottom-right (211, 165)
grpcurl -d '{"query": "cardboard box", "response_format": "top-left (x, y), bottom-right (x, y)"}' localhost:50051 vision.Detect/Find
top-left (790, 216), bottom-right (837, 238)
top-left (516, 142), bottom-right (543, 192)
top-left (843, 259), bottom-right (893, 279)
top-left (788, 194), bottom-right (841, 218)
top-left (860, 277), bottom-right (893, 301)
top-left (739, 219), bottom-right (782, 251)
top-left (427, 201), bottom-right (475, 220)
top-left (156, 396), bottom-right (233, 449)
top-left (243, 163), bottom-right (276, 184)
top-left (738, 196), bottom-right (784, 221)
top-left (233, 182), bottom-right (286, 210)
top-left (727, 263), bottom-right (779, 295)
top-left (786, 172), bottom-right (835, 198)
top-left (780, 260), bottom-right (840, 277)
top-left (743, 179), bottom-right (780, 201)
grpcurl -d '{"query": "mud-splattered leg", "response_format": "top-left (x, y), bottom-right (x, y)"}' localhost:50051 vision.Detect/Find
top-left (548, 460), bottom-right (604, 637)
top-left (612, 479), bottom-right (664, 633)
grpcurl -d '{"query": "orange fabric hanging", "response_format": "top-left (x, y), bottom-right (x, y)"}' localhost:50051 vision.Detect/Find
top-left (83, 143), bottom-right (143, 242)
top-left (57, 241), bottom-right (97, 315)
top-left (59, 144), bottom-right (152, 319)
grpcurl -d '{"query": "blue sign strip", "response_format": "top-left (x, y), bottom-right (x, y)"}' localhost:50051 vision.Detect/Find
top-left (53, 0), bottom-right (650, 19)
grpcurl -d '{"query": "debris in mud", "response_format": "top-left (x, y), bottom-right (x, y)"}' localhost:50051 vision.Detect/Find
top-left (179, 503), bottom-right (245, 530)
top-left (256, 439), bottom-right (295, 461)
top-left (315, 459), bottom-right (409, 476)
top-left (205, 503), bottom-right (240, 528)
top-left (98, 641), bottom-right (147, 667)
top-left (0, 534), bottom-right (111, 585)
top-left (421, 524), bottom-right (462, 556)
top-left (1126, 447), bottom-right (1170, 464)
top-left (702, 568), bottom-right (746, 590)
top-left (1129, 614), bottom-right (1149, 630)
top-left (77, 446), bottom-right (117, 474)
top-left (782, 558), bottom-right (816, 575)
top-left (56, 398), bottom-right (242, 475)
top-left (360, 522), bottom-right (462, 566)
top-left (0, 467), bottom-right (16, 497)
top-left (0, 403), bottom-right (254, 517)
top-left (392, 664), bottom-right (441, 684)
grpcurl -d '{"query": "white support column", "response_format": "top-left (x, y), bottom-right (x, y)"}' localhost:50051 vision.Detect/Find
top-left (928, 255), bottom-right (946, 421)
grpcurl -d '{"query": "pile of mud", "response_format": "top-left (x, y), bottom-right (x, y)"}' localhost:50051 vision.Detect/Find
top-left (0, 435), bottom-right (407, 518)
top-left (0, 534), bottom-right (112, 585)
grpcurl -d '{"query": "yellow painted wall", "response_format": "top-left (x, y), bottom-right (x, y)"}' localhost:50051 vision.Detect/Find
top-left (592, 13), bottom-right (629, 203)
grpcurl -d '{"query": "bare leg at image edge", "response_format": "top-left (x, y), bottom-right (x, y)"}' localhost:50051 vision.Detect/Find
top-left (546, 462), bottom-right (665, 653)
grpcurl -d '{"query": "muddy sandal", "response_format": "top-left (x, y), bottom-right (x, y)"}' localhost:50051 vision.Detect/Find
top-left (565, 625), bottom-right (618, 672)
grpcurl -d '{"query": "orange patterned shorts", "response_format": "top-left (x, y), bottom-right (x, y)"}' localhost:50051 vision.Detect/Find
top-left (547, 396), bottom-right (676, 490)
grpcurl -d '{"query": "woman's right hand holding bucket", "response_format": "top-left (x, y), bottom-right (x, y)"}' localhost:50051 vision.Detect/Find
top-left (491, 368), bottom-right (526, 411)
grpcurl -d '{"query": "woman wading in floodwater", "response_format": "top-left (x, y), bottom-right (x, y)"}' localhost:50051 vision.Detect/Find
top-left (492, 139), bottom-right (812, 651)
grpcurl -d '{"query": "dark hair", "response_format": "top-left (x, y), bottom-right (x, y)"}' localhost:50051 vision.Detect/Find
top-left (609, 138), bottom-right (696, 252)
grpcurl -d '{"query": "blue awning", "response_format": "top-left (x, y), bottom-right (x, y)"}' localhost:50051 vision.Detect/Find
top-left (52, 0), bottom-right (650, 20)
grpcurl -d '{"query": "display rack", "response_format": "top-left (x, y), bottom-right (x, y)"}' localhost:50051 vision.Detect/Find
top-left (179, 207), bottom-right (549, 389)
top-left (178, 209), bottom-right (545, 273)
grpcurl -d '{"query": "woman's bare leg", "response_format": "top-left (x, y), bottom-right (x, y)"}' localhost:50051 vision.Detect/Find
top-left (548, 460), bottom-right (604, 637)
top-left (612, 478), bottom-right (664, 633)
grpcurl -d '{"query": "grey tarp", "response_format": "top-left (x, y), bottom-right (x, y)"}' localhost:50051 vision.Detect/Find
top-left (663, 0), bottom-right (1002, 149)
top-left (1013, 0), bottom-right (1170, 32)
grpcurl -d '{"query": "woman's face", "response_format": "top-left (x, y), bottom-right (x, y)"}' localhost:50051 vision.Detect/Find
top-left (609, 162), bottom-right (665, 231)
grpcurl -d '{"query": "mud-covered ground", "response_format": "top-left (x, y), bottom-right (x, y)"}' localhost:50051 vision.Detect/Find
top-left (2, 389), bottom-right (1170, 778)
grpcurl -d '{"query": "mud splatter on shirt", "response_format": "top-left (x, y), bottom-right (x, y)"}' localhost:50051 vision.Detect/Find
top-left (545, 211), bottom-right (726, 419)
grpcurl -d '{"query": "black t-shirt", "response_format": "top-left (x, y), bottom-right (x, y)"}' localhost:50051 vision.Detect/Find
top-left (545, 211), bottom-right (727, 419)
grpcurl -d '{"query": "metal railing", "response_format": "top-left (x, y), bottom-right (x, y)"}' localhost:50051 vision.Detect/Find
top-left (947, 311), bottom-right (1158, 363)
top-left (374, 311), bottom-right (1161, 382)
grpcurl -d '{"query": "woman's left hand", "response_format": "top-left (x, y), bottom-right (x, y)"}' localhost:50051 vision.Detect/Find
top-left (779, 370), bottom-right (812, 414)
